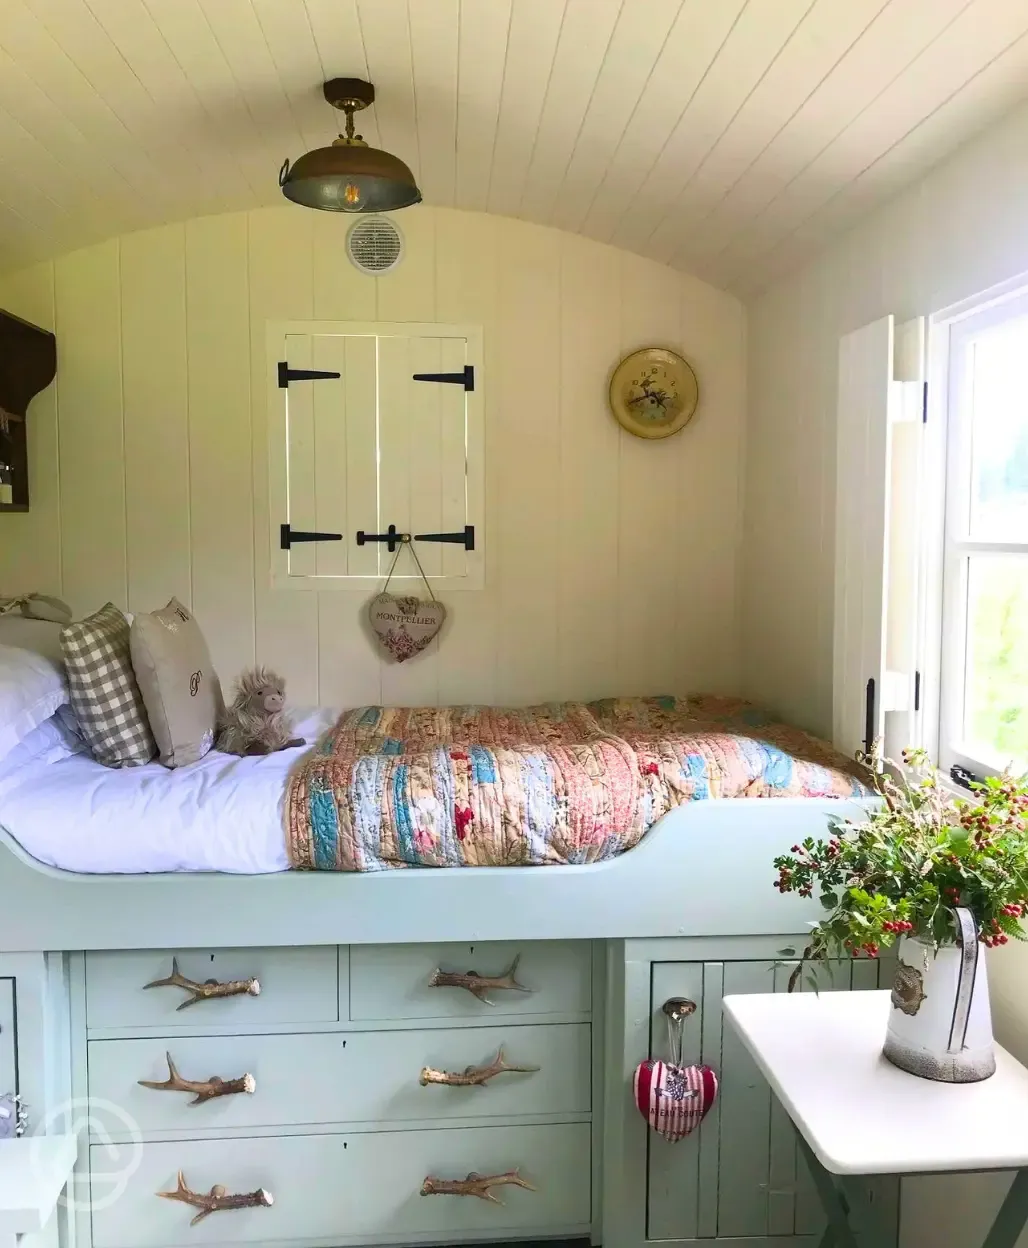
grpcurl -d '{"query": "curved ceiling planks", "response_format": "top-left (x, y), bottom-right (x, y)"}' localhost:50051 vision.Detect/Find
top-left (0, 0), bottom-right (1027, 293)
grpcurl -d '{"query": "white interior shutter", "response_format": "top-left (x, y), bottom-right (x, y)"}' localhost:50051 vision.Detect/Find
top-left (833, 316), bottom-right (924, 760)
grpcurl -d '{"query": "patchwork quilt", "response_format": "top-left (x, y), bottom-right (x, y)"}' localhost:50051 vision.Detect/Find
top-left (285, 695), bottom-right (869, 871)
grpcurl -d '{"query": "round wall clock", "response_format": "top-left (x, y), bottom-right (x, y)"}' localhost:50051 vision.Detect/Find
top-left (608, 347), bottom-right (699, 440)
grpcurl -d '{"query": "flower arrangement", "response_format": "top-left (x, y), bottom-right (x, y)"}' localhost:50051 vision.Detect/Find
top-left (773, 748), bottom-right (1028, 989)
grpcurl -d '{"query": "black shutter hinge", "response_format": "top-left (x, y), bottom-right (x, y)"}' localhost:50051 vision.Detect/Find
top-left (922, 380), bottom-right (928, 424)
top-left (914, 670), bottom-right (921, 712)
top-left (278, 362), bottom-right (341, 388)
top-left (280, 524), bottom-right (343, 550)
top-left (950, 764), bottom-right (980, 790)
top-left (412, 365), bottom-right (475, 392)
top-left (415, 525), bottom-right (475, 551)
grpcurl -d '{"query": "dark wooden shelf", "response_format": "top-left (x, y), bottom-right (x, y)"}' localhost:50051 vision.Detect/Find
top-left (0, 503), bottom-right (29, 513)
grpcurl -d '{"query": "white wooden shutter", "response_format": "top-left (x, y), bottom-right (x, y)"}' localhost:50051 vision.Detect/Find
top-left (834, 316), bottom-right (924, 760)
top-left (267, 321), bottom-right (484, 591)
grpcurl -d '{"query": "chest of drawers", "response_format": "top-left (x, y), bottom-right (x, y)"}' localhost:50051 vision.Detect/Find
top-left (76, 941), bottom-right (597, 1248)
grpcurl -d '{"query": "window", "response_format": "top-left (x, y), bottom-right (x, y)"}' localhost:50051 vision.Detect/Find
top-left (937, 294), bottom-right (1028, 779)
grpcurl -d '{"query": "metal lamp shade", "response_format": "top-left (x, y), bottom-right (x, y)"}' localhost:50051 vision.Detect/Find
top-left (280, 143), bottom-right (421, 213)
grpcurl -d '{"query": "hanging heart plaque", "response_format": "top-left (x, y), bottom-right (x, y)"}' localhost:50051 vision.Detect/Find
top-left (369, 592), bottom-right (446, 663)
top-left (633, 1059), bottom-right (718, 1142)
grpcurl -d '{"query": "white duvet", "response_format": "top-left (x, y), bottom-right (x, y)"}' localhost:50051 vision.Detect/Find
top-left (0, 708), bottom-right (338, 875)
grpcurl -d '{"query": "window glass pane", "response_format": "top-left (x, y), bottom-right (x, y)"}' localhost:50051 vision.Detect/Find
top-left (967, 315), bottom-right (1028, 540)
top-left (964, 555), bottom-right (1028, 769)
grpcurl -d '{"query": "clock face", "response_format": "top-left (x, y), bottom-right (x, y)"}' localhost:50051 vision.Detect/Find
top-left (609, 348), bottom-right (699, 440)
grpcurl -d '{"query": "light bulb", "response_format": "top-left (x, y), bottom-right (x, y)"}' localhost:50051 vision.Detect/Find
top-left (340, 181), bottom-right (366, 212)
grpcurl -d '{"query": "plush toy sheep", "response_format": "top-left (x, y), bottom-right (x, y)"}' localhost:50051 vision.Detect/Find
top-left (217, 666), bottom-right (305, 757)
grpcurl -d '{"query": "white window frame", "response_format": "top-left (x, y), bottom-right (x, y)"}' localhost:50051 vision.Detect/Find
top-left (924, 278), bottom-right (1028, 781)
top-left (266, 319), bottom-right (485, 592)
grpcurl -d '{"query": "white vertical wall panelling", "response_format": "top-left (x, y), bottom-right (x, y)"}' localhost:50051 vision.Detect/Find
top-left (676, 275), bottom-right (747, 695)
top-left (0, 262), bottom-right (59, 597)
top-left (310, 211), bottom-right (381, 708)
top-left (550, 0), bottom-right (684, 234)
top-left (53, 240), bottom-right (126, 616)
top-left (495, 219), bottom-right (561, 704)
top-left (120, 225), bottom-right (190, 615)
top-left (74, 0), bottom-right (245, 208)
top-left (376, 210), bottom-right (439, 709)
top-left (453, 0), bottom-right (512, 212)
top-left (356, 0), bottom-right (420, 184)
top-left (486, 0), bottom-right (568, 217)
top-left (247, 0), bottom-right (335, 154)
top-left (194, 0), bottom-right (304, 164)
top-left (833, 315), bottom-right (893, 759)
top-left (301, 0), bottom-right (382, 150)
top-left (184, 212), bottom-right (256, 680)
top-left (249, 205), bottom-right (319, 705)
top-left (8, 0), bottom-right (193, 212)
top-left (557, 235), bottom-right (621, 698)
top-left (624, 0), bottom-right (820, 262)
top-left (699, 0), bottom-right (975, 275)
top-left (666, 0), bottom-right (892, 271)
top-left (434, 208), bottom-right (499, 705)
top-left (715, 0), bottom-right (1028, 285)
top-left (617, 255), bottom-right (684, 695)
top-left (142, 0), bottom-right (291, 196)
top-left (6, 204), bottom-right (744, 711)
top-left (407, 0), bottom-right (459, 208)
top-left (517, 0), bottom-right (624, 224)
top-left (581, 0), bottom-right (748, 245)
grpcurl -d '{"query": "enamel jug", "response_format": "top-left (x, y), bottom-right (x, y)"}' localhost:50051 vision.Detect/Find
top-left (883, 906), bottom-right (995, 1083)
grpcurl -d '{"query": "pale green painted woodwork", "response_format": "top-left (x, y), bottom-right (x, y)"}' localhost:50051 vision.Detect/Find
top-left (90, 1123), bottom-right (592, 1248)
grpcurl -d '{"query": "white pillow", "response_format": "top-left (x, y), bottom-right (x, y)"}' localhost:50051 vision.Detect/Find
top-left (0, 644), bottom-right (68, 765)
top-left (0, 714), bottom-right (82, 802)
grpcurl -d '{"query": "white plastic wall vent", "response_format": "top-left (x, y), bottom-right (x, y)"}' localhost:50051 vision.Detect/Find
top-left (346, 215), bottom-right (404, 275)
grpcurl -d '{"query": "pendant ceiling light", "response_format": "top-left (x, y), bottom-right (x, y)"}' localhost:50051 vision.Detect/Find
top-left (279, 78), bottom-right (421, 214)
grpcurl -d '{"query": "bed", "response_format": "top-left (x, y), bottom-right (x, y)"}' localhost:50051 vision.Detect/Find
top-left (0, 696), bottom-right (866, 877)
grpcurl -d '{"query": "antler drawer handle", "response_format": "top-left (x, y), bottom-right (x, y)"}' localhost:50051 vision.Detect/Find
top-left (157, 1171), bottom-right (273, 1225)
top-left (420, 1170), bottom-right (535, 1204)
top-left (139, 1052), bottom-right (256, 1104)
top-left (420, 1046), bottom-right (539, 1087)
top-left (427, 954), bottom-right (532, 1005)
top-left (144, 958), bottom-right (261, 1010)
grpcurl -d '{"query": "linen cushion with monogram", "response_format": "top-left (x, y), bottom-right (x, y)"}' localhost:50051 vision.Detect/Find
top-left (130, 598), bottom-right (217, 769)
top-left (61, 603), bottom-right (157, 768)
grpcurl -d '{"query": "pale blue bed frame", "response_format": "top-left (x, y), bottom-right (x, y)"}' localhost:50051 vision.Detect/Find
top-left (0, 796), bottom-right (869, 950)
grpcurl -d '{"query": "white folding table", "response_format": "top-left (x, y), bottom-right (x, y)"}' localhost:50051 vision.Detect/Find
top-left (0, 1134), bottom-right (76, 1248)
top-left (722, 990), bottom-right (1028, 1248)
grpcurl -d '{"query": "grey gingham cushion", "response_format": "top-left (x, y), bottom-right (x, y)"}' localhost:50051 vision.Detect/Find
top-left (60, 603), bottom-right (156, 767)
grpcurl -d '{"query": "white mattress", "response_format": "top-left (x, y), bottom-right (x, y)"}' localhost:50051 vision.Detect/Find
top-left (0, 708), bottom-right (338, 875)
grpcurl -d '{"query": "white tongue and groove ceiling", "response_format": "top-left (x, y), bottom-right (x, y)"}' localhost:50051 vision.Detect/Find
top-left (2, 0), bottom-right (1028, 294)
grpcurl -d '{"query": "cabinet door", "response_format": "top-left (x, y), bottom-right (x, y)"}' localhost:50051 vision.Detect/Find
top-left (647, 958), bottom-right (895, 1243)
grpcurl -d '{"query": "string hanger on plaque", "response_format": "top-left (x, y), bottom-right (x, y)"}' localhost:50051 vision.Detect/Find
top-left (367, 535), bottom-right (447, 663)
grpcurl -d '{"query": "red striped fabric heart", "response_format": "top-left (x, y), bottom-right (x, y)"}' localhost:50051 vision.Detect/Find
top-left (633, 1059), bottom-right (718, 1143)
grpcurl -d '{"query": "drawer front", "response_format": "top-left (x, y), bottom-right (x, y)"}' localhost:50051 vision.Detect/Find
top-left (90, 1123), bottom-right (592, 1248)
top-left (350, 941), bottom-right (591, 1021)
top-left (85, 948), bottom-right (338, 1031)
top-left (88, 1023), bottom-right (591, 1131)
